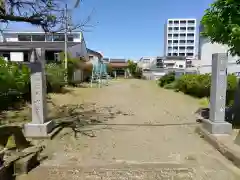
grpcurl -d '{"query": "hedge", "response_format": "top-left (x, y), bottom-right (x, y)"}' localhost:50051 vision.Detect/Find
top-left (0, 57), bottom-right (68, 111)
top-left (158, 72), bottom-right (175, 87)
top-left (158, 73), bottom-right (238, 106)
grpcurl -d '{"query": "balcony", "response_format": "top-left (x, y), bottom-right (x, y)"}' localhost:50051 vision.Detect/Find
top-left (179, 49), bottom-right (186, 53)
top-left (186, 49), bottom-right (194, 53)
top-left (180, 24), bottom-right (187, 27)
top-left (172, 30), bottom-right (180, 33)
top-left (186, 36), bottom-right (195, 40)
top-left (178, 43), bottom-right (186, 46)
top-left (179, 30), bottom-right (187, 33)
top-left (187, 23), bottom-right (195, 27)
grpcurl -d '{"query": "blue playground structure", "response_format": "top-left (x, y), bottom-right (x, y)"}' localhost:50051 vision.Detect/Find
top-left (90, 60), bottom-right (109, 88)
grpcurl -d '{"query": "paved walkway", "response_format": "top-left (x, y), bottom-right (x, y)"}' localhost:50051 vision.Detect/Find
top-left (19, 79), bottom-right (240, 179)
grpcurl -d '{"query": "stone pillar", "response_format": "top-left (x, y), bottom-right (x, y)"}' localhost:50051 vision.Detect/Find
top-left (203, 53), bottom-right (232, 134)
top-left (24, 48), bottom-right (54, 138)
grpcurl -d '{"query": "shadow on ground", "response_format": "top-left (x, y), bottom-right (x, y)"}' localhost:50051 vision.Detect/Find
top-left (48, 102), bottom-right (134, 139)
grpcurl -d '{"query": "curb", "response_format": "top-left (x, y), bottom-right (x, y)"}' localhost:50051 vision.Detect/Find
top-left (196, 126), bottom-right (240, 168)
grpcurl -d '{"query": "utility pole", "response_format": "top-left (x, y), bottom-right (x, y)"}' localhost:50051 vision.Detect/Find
top-left (64, 3), bottom-right (68, 83)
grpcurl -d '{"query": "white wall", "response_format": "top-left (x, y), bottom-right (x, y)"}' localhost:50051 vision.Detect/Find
top-left (10, 52), bottom-right (23, 61)
top-left (164, 60), bottom-right (186, 69)
top-left (198, 37), bottom-right (240, 74)
top-left (137, 57), bottom-right (156, 70)
top-left (67, 33), bottom-right (89, 61)
top-left (80, 34), bottom-right (88, 61)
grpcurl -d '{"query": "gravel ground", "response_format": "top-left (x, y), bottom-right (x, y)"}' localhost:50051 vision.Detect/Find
top-left (17, 79), bottom-right (240, 179)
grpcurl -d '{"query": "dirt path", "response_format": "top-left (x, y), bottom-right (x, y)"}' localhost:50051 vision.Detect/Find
top-left (19, 79), bottom-right (240, 179)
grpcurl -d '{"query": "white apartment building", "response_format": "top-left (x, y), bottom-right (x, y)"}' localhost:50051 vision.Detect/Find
top-left (164, 18), bottom-right (197, 59)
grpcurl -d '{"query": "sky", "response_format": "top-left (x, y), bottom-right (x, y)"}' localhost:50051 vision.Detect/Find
top-left (6, 0), bottom-right (214, 60)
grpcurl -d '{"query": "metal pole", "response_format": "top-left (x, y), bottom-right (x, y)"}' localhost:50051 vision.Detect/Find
top-left (64, 4), bottom-right (68, 81)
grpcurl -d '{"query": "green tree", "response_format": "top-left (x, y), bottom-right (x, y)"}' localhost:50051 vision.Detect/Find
top-left (127, 60), bottom-right (142, 79)
top-left (127, 60), bottom-right (137, 75)
top-left (201, 0), bottom-right (240, 56)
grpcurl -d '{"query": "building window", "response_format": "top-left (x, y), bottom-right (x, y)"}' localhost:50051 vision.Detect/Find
top-left (168, 34), bottom-right (172, 37)
top-left (156, 58), bottom-right (164, 68)
top-left (32, 35), bottom-right (45, 41)
top-left (180, 40), bottom-right (185, 43)
top-left (18, 35), bottom-right (31, 41)
top-left (168, 27), bottom-right (172, 30)
top-left (169, 20), bottom-right (173, 24)
top-left (187, 40), bottom-right (194, 43)
top-left (23, 52), bottom-right (29, 62)
top-left (180, 20), bottom-right (186, 24)
top-left (67, 35), bottom-right (74, 42)
top-left (167, 53), bottom-right (172, 56)
top-left (73, 34), bottom-right (80, 39)
top-left (1, 52), bottom-right (10, 61)
top-left (173, 46), bottom-right (178, 50)
top-left (173, 34), bottom-right (179, 37)
top-left (89, 55), bottom-right (94, 61)
top-left (179, 65), bottom-right (183, 68)
top-left (173, 53), bottom-right (178, 56)
top-left (187, 33), bottom-right (194, 37)
top-left (46, 35), bottom-right (53, 41)
top-left (53, 34), bottom-right (65, 41)
top-left (187, 27), bottom-right (195, 31)
top-left (174, 20), bottom-right (179, 24)
top-left (173, 40), bottom-right (178, 43)
top-left (54, 53), bottom-right (60, 62)
top-left (174, 27), bottom-right (179, 30)
top-left (168, 40), bottom-right (172, 44)
top-left (180, 34), bottom-right (186, 37)
top-left (179, 46), bottom-right (185, 50)
top-left (143, 59), bottom-right (150, 63)
top-left (188, 20), bottom-right (195, 24)
top-left (187, 53), bottom-right (194, 56)
top-left (187, 46), bottom-right (194, 50)
top-left (180, 27), bottom-right (186, 30)
top-left (179, 53), bottom-right (185, 56)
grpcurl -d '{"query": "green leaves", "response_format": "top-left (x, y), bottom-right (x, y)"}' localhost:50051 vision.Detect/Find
top-left (174, 73), bottom-right (237, 106)
top-left (201, 0), bottom-right (240, 56)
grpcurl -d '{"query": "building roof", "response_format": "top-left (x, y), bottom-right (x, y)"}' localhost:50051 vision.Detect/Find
top-left (109, 62), bottom-right (128, 68)
top-left (87, 48), bottom-right (103, 58)
top-left (109, 58), bottom-right (127, 63)
top-left (2, 31), bottom-right (82, 34)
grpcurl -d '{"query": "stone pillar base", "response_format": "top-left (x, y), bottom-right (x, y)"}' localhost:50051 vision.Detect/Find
top-left (24, 121), bottom-right (54, 138)
top-left (202, 119), bottom-right (232, 135)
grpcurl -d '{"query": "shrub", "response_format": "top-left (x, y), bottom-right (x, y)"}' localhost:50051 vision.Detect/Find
top-left (59, 52), bottom-right (85, 84)
top-left (164, 81), bottom-right (177, 89)
top-left (0, 58), bottom-right (30, 110)
top-left (46, 63), bottom-right (66, 93)
top-left (0, 56), bottom-right (71, 111)
top-left (158, 72), bottom-right (175, 87)
top-left (175, 74), bottom-right (211, 98)
top-left (175, 73), bottom-right (237, 106)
